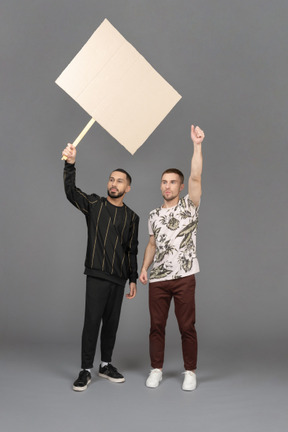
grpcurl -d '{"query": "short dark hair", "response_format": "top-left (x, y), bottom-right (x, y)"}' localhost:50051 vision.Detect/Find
top-left (161, 168), bottom-right (184, 184)
top-left (111, 168), bottom-right (132, 185)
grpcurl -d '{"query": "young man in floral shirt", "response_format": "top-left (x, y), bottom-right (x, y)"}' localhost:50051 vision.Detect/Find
top-left (139, 125), bottom-right (205, 391)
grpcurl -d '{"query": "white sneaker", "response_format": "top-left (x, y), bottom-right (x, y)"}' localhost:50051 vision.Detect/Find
top-left (182, 370), bottom-right (197, 391)
top-left (146, 368), bottom-right (163, 388)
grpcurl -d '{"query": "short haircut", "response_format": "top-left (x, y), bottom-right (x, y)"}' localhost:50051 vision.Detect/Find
top-left (161, 168), bottom-right (184, 184)
top-left (111, 168), bottom-right (132, 185)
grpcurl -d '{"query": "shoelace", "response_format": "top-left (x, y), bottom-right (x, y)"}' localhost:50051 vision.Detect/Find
top-left (107, 364), bottom-right (118, 373)
top-left (150, 369), bottom-right (162, 375)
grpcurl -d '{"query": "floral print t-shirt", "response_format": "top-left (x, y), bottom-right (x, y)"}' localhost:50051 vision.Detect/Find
top-left (148, 195), bottom-right (200, 282)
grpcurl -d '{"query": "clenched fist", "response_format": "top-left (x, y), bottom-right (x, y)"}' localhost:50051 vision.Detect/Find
top-left (191, 125), bottom-right (205, 146)
top-left (62, 143), bottom-right (77, 164)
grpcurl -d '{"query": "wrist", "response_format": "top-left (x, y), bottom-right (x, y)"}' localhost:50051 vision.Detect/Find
top-left (65, 160), bottom-right (75, 167)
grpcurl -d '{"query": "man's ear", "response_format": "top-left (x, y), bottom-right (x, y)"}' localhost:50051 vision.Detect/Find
top-left (180, 183), bottom-right (185, 191)
top-left (125, 185), bottom-right (131, 193)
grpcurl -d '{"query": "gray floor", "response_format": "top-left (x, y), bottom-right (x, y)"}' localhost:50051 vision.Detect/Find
top-left (1, 341), bottom-right (287, 432)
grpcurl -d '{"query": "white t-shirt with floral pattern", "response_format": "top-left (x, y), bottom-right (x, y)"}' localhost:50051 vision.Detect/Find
top-left (148, 194), bottom-right (200, 282)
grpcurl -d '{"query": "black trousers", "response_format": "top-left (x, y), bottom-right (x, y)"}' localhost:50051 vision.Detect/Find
top-left (81, 276), bottom-right (125, 369)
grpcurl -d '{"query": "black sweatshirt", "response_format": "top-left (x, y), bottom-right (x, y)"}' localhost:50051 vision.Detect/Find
top-left (64, 162), bottom-right (139, 286)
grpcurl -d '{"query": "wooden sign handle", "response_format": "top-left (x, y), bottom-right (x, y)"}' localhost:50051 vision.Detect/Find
top-left (61, 118), bottom-right (96, 160)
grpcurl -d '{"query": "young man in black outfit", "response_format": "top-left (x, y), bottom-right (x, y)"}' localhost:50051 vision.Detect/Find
top-left (62, 143), bottom-right (139, 392)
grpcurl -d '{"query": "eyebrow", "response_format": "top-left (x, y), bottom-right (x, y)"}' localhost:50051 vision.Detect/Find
top-left (109, 176), bottom-right (124, 181)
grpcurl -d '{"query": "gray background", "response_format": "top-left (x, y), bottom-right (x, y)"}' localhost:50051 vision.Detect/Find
top-left (1, 0), bottom-right (287, 431)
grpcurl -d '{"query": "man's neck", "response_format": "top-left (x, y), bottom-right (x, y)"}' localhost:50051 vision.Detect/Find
top-left (107, 196), bottom-right (124, 207)
top-left (162, 196), bottom-right (180, 208)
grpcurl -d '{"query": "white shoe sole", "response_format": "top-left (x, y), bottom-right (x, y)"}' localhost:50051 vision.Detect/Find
top-left (182, 384), bottom-right (197, 391)
top-left (98, 373), bottom-right (125, 383)
top-left (73, 378), bottom-right (91, 392)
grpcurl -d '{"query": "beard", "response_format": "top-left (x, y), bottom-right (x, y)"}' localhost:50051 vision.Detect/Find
top-left (107, 189), bottom-right (125, 199)
top-left (162, 192), bottom-right (177, 202)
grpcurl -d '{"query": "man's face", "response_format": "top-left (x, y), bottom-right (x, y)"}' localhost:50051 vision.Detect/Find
top-left (161, 173), bottom-right (184, 202)
top-left (107, 171), bottom-right (130, 199)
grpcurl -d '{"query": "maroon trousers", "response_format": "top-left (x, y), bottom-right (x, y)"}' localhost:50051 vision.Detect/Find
top-left (149, 274), bottom-right (197, 371)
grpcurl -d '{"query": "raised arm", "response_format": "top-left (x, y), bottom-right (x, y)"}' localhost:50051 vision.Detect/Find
top-left (188, 125), bottom-right (205, 207)
top-left (62, 143), bottom-right (98, 214)
top-left (139, 235), bottom-right (156, 285)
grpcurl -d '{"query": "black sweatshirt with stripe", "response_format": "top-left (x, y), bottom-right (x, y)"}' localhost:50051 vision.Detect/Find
top-left (64, 162), bottom-right (139, 286)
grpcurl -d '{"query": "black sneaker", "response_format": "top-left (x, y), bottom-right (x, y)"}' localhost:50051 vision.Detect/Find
top-left (98, 364), bottom-right (125, 383)
top-left (73, 370), bottom-right (92, 392)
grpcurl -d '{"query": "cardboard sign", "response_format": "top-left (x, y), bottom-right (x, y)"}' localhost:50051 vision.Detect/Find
top-left (56, 19), bottom-right (182, 154)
